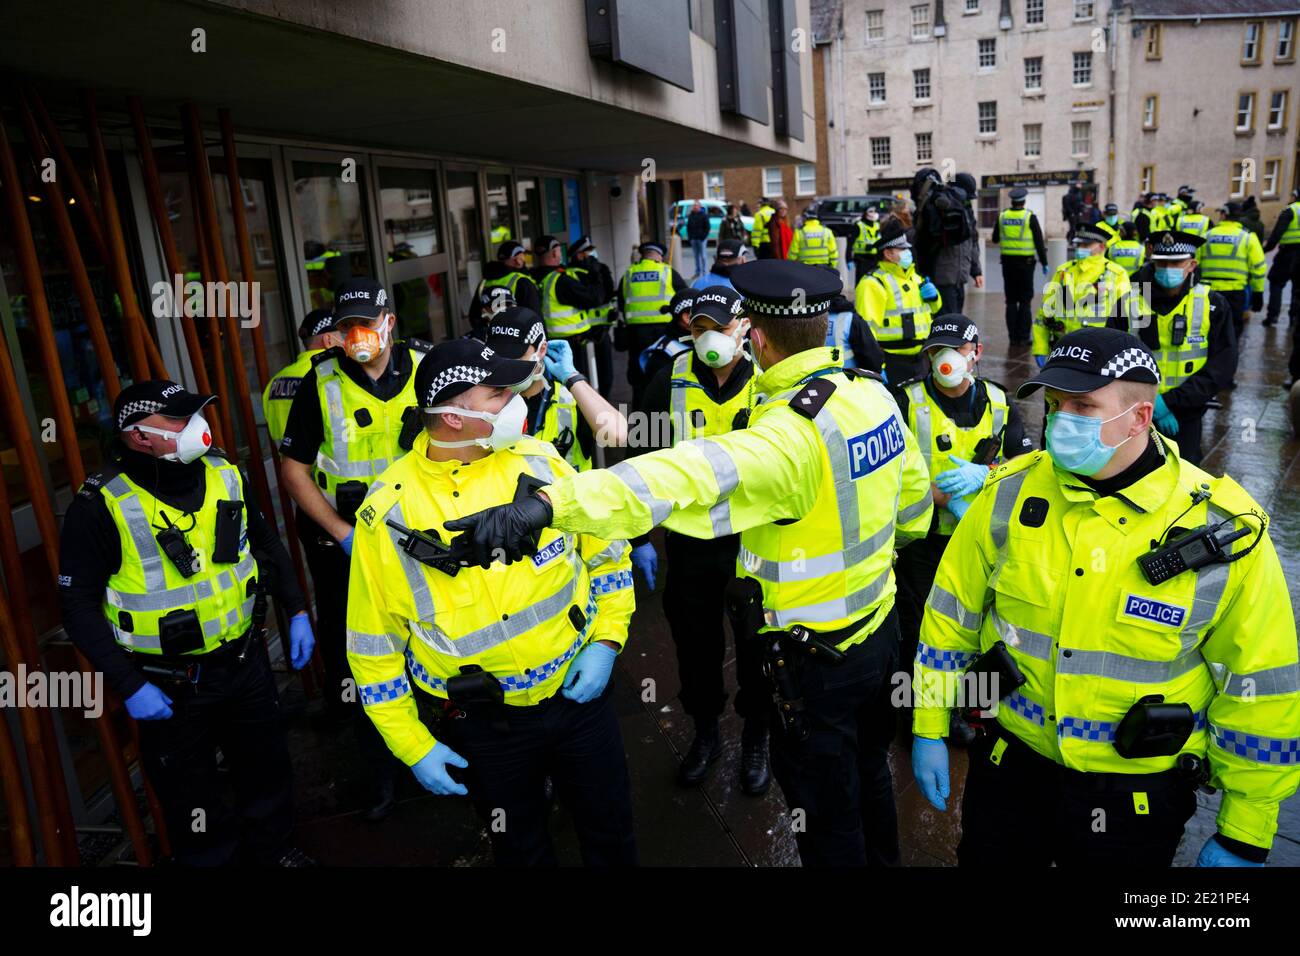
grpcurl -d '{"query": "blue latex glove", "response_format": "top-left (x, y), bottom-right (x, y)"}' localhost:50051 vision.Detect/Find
top-left (544, 339), bottom-right (578, 383)
top-left (934, 455), bottom-right (989, 498)
top-left (912, 737), bottom-right (951, 812)
top-left (1153, 393), bottom-right (1180, 436)
top-left (1041, 264), bottom-right (1049, 276)
top-left (1035, 354), bottom-right (1046, 369)
top-left (630, 542), bottom-right (658, 590)
top-left (125, 682), bottom-right (173, 720)
top-left (947, 496), bottom-right (971, 521)
top-left (880, 367), bottom-right (889, 384)
top-left (919, 279), bottom-right (939, 302)
top-left (340, 528), bottom-right (354, 556)
top-left (1196, 836), bottom-right (1263, 867)
top-left (562, 642), bottom-right (617, 703)
top-left (412, 742), bottom-right (469, 796)
top-left (289, 613), bottom-right (315, 671)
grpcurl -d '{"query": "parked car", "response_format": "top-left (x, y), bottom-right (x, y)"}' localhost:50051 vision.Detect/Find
top-left (670, 199), bottom-right (754, 246)
top-left (804, 194), bottom-right (896, 238)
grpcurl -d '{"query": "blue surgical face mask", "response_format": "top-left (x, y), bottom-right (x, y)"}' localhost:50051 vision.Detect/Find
top-left (897, 250), bottom-right (914, 270)
top-left (1046, 403), bottom-right (1138, 476)
top-left (1154, 266), bottom-right (1187, 289)
top-left (1073, 245), bottom-right (1094, 260)
top-left (1105, 215), bottom-right (1118, 226)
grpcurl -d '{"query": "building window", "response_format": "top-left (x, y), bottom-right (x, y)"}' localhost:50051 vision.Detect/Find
top-left (763, 167), bottom-right (783, 197)
top-left (978, 38), bottom-right (997, 69)
top-left (1072, 51), bottom-right (1093, 86)
top-left (916, 131), bottom-right (933, 162)
top-left (1143, 95), bottom-right (1159, 129)
top-left (1262, 158), bottom-right (1282, 197)
top-left (1237, 92), bottom-right (1256, 132)
top-left (978, 101), bottom-right (998, 135)
top-left (1071, 120), bottom-right (1091, 156)
top-left (1145, 24), bottom-right (1162, 59)
top-left (705, 170), bottom-right (725, 201)
top-left (1024, 56), bottom-right (1042, 91)
top-left (1242, 22), bottom-right (1262, 64)
top-left (869, 72), bottom-right (887, 104)
top-left (866, 9), bottom-right (884, 41)
top-left (965, 0), bottom-right (981, 13)
top-left (1140, 165), bottom-right (1155, 194)
top-left (1278, 20), bottom-right (1296, 61)
top-left (1026, 0), bottom-right (1044, 25)
top-left (795, 164), bottom-right (816, 196)
top-left (1269, 90), bottom-right (1288, 129)
top-left (1230, 160), bottom-right (1251, 197)
top-left (1023, 123), bottom-right (1042, 158)
top-left (871, 137), bottom-right (892, 168)
top-left (1073, 0), bottom-right (1094, 20)
top-left (252, 232), bottom-right (275, 267)
top-left (914, 68), bottom-right (932, 100)
top-left (911, 4), bottom-right (931, 40)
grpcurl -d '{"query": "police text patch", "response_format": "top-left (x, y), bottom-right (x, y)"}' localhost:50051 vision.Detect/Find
top-left (531, 536), bottom-right (566, 568)
top-left (1123, 594), bottom-right (1186, 628)
top-left (847, 417), bottom-right (906, 479)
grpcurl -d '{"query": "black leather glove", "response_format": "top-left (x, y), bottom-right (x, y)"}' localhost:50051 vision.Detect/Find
top-left (1250, 290), bottom-right (1264, 313)
top-left (444, 494), bottom-right (554, 568)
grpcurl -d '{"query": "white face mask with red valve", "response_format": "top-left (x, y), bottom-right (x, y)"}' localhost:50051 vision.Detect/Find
top-left (130, 414), bottom-right (213, 463)
top-left (932, 347), bottom-right (975, 388)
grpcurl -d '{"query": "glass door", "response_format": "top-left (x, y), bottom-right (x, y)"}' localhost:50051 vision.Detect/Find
top-left (287, 153), bottom-right (374, 314)
top-left (373, 161), bottom-right (453, 341)
top-left (445, 167), bottom-right (485, 328)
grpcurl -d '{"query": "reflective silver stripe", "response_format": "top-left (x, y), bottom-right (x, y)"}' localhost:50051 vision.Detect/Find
top-left (927, 583), bottom-right (982, 631)
top-left (586, 539), bottom-right (629, 569)
top-left (314, 360), bottom-right (393, 481)
top-left (766, 566), bottom-right (892, 628)
top-left (108, 578), bottom-right (215, 611)
top-left (989, 470), bottom-right (1029, 558)
top-left (554, 401), bottom-right (577, 461)
top-left (1222, 663), bottom-right (1300, 698)
top-left (694, 438), bottom-right (740, 536)
top-left (346, 629), bottom-right (407, 657)
top-left (669, 351), bottom-right (692, 443)
top-left (113, 489), bottom-right (168, 591)
top-left (987, 383), bottom-right (1007, 438)
top-left (989, 606), bottom-right (1054, 661)
top-left (739, 519), bottom-right (894, 583)
top-left (218, 465), bottom-right (242, 503)
top-left (1057, 646), bottom-right (1206, 683)
top-left (609, 460), bottom-right (672, 525)
top-left (113, 626), bottom-right (160, 650)
top-left (622, 267), bottom-right (671, 321)
top-left (1181, 504), bottom-right (1236, 650)
top-left (878, 272), bottom-right (907, 315)
top-left (906, 382), bottom-right (932, 472)
top-left (389, 503), bottom-right (437, 622)
top-left (898, 494), bottom-right (932, 524)
top-left (523, 455), bottom-right (557, 485)
top-left (812, 404), bottom-right (860, 552)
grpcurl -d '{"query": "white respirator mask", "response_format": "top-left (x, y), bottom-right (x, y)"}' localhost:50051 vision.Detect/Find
top-left (931, 347), bottom-right (974, 389)
top-left (424, 393), bottom-right (528, 451)
top-left (694, 320), bottom-right (748, 369)
top-left (130, 414), bottom-right (213, 464)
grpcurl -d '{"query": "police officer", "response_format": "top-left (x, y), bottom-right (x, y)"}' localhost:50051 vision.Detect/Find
top-left (346, 338), bottom-right (637, 866)
top-left (262, 309), bottom-right (340, 448)
top-left (636, 289), bottom-right (696, 397)
top-left (856, 218), bottom-right (943, 384)
top-left (750, 197), bottom-right (777, 259)
top-left (619, 241), bottom-right (688, 406)
top-left (1033, 222), bottom-right (1133, 369)
top-left (631, 285), bottom-right (770, 793)
top-left (471, 240), bottom-right (541, 339)
top-left (692, 237), bottom-right (743, 290)
top-left (446, 260), bottom-right (935, 867)
top-left (911, 328), bottom-right (1299, 866)
top-left (1178, 199), bottom-right (1211, 239)
top-left (568, 235), bottom-right (617, 398)
top-left (1262, 188), bottom-right (1300, 328)
top-left (280, 276), bottom-right (428, 820)
top-left (1106, 221), bottom-right (1146, 277)
top-left (1170, 184), bottom-right (1195, 221)
top-left (1100, 202), bottom-right (1125, 232)
top-left (824, 292), bottom-right (885, 374)
top-left (1201, 202), bottom-right (1267, 341)
top-left (788, 208), bottom-right (839, 270)
top-left (1115, 231), bottom-right (1238, 465)
top-left (992, 187), bottom-right (1049, 347)
top-left (1139, 192), bottom-right (1175, 239)
top-left (482, 307), bottom-right (627, 472)
top-left (890, 317), bottom-right (1033, 706)
top-left (59, 381), bottom-right (316, 865)
top-left (533, 235), bottom-right (606, 380)
top-left (851, 205), bottom-right (883, 279)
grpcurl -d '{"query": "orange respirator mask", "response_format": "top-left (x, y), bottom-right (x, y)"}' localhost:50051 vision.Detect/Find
top-left (344, 319), bottom-right (389, 363)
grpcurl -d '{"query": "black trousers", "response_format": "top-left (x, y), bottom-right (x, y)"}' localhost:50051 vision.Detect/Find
top-left (1155, 408), bottom-right (1206, 465)
top-left (1266, 245), bottom-right (1298, 321)
top-left (136, 638), bottom-right (294, 865)
top-left (881, 350), bottom-right (922, 386)
top-left (852, 254), bottom-right (880, 281)
top-left (1001, 256), bottom-right (1037, 343)
top-left (933, 283), bottom-right (966, 317)
top-left (625, 324), bottom-right (667, 410)
top-left (958, 728), bottom-right (1197, 867)
top-left (436, 684), bottom-right (638, 866)
top-left (1220, 288), bottom-right (1247, 341)
top-left (893, 532), bottom-right (950, 678)
top-left (584, 326), bottom-right (615, 399)
top-left (298, 518), bottom-right (396, 783)
top-left (769, 608), bottom-right (902, 867)
top-left (662, 532), bottom-right (768, 725)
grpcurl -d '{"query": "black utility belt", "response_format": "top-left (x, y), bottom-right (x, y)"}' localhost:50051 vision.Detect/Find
top-left (131, 626), bottom-right (256, 683)
top-left (768, 605), bottom-right (883, 666)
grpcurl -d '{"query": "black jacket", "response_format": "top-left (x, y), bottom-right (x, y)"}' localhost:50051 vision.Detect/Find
top-left (686, 210), bottom-right (712, 241)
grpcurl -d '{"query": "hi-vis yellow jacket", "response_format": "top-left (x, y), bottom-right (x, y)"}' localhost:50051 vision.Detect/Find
top-left (539, 347), bottom-right (934, 646)
top-left (346, 433), bottom-right (634, 766)
top-left (1033, 255), bottom-right (1133, 358)
top-left (912, 437), bottom-right (1299, 850)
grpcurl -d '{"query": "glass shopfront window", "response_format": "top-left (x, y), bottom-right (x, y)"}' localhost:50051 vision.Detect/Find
top-left (378, 165), bottom-right (452, 341)
top-left (290, 158), bottom-right (373, 313)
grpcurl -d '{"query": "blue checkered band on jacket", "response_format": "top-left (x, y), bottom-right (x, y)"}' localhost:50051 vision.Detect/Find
top-left (359, 674), bottom-right (412, 706)
top-left (404, 597), bottom-right (598, 694)
top-left (1059, 708), bottom-right (1208, 742)
top-left (916, 643), bottom-right (976, 672)
top-left (590, 569), bottom-right (633, 594)
top-left (1004, 689), bottom-right (1046, 726)
top-left (1213, 726), bottom-right (1300, 765)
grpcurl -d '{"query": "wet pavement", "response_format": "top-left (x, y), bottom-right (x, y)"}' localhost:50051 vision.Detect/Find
top-left (283, 282), bottom-right (1300, 867)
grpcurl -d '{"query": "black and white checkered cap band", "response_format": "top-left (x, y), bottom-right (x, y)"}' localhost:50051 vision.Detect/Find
top-left (881, 234), bottom-right (910, 249)
top-left (524, 321), bottom-right (545, 346)
top-left (307, 314), bottom-right (335, 337)
top-left (422, 365), bottom-right (490, 407)
top-left (742, 297), bottom-right (833, 318)
top-left (1098, 347), bottom-right (1161, 383)
top-left (1150, 240), bottom-right (1197, 257)
top-left (117, 400), bottom-right (165, 430)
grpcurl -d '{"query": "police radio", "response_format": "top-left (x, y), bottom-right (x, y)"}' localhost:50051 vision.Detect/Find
top-left (1137, 524), bottom-right (1251, 585)
top-left (155, 513), bottom-right (200, 578)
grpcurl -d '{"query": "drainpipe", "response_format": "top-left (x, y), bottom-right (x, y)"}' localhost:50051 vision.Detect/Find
top-left (1107, 1), bottom-right (1121, 205)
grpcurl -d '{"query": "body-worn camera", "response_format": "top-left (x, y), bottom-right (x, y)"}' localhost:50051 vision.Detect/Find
top-left (212, 499), bottom-right (244, 564)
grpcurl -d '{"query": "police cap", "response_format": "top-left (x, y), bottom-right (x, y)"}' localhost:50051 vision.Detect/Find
top-left (1017, 328), bottom-right (1160, 399)
top-left (729, 260), bottom-right (842, 319)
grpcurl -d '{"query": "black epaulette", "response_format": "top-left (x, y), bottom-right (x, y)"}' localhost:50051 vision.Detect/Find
top-left (405, 338), bottom-right (434, 353)
top-left (841, 366), bottom-right (884, 384)
top-left (205, 446), bottom-right (232, 462)
top-left (895, 375), bottom-right (926, 390)
top-left (311, 346), bottom-right (345, 367)
top-left (77, 461), bottom-right (123, 499)
top-left (788, 378), bottom-right (837, 420)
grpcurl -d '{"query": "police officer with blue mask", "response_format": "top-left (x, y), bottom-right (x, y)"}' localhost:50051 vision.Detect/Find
top-left (1111, 230), bottom-right (1238, 465)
